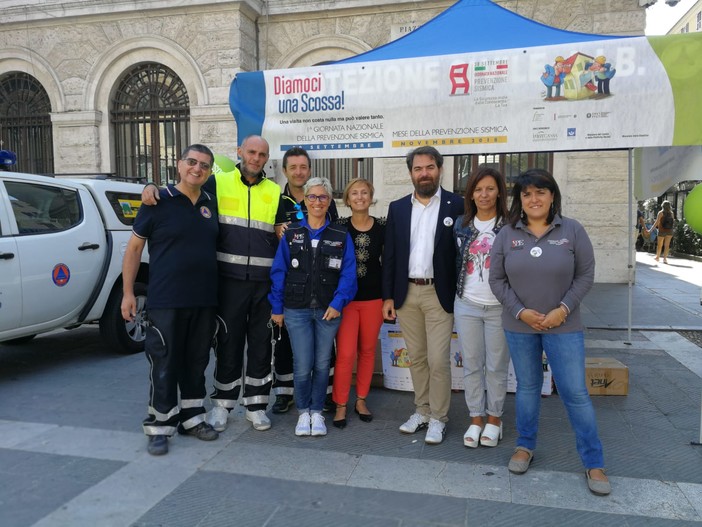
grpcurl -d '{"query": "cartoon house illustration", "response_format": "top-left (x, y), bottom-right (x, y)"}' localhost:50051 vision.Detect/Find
top-left (562, 52), bottom-right (601, 100)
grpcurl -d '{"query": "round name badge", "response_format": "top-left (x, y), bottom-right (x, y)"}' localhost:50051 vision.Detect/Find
top-left (530, 247), bottom-right (543, 258)
top-left (443, 217), bottom-right (454, 227)
top-left (291, 258), bottom-right (299, 268)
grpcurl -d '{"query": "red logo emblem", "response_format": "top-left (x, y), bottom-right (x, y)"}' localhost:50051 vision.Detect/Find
top-left (52, 263), bottom-right (70, 286)
top-left (450, 64), bottom-right (470, 95)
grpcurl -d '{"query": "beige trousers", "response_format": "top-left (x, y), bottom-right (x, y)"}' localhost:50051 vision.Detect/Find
top-left (396, 283), bottom-right (454, 422)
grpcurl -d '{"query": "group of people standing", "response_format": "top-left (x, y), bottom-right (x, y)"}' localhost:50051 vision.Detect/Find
top-left (121, 137), bottom-right (610, 496)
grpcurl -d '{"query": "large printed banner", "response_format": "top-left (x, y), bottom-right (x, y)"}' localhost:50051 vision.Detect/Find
top-left (230, 34), bottom-right (702, 159)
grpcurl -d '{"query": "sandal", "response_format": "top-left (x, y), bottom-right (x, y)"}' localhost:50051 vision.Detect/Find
top-left (463, 424), bottom-right (483, 448)
top-left (480, 421), bottom-right (503, 447)
top-left (333, 404), bottom-right (347, 429)
top-left (354, 397), bottom-right (373, 423)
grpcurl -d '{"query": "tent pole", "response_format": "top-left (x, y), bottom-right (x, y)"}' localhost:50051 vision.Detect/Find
top-left (626, 148), bottom-right (634, 345)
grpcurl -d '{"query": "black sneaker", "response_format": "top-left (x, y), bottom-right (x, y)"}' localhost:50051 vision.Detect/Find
top-left (272, 395), bottom-right (294, 414)
top-left (322, 394), bottom-right (334, 413)
top-left (177, 422), bottom-right (219, 441)
top-left (147, 435), bottom-right (169, 455)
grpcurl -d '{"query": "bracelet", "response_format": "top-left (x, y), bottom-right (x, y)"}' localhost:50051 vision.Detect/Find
top-left (559, 305), bottom-right (568, 322)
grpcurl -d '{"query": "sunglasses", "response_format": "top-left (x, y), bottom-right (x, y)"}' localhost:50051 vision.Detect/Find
top-left (305, 194), bottom-right (330, 203)
top-left (293, 202), bottom-right (304, 220)
top-left (182, 158), bottom-right (212, 171)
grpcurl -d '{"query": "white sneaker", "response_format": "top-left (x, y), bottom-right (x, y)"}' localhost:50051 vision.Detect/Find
top-left (295, 412), bottom-right (311, 436)
top-left (310, 413), bottom-right (327, 436)
top-left (425, 418), bottom-right (446, 445)
top-left (399, 412), bottom-right (430, 434)
top-left (208, 406), bottom-right (229, 432)
top-left (245, 409), bottom-right (271, 431)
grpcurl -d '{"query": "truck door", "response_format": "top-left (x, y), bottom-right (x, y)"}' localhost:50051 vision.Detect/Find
top-left (0, 185), bottom-right (21, 332)
top-left (3, 179), bottom-right (106, 330)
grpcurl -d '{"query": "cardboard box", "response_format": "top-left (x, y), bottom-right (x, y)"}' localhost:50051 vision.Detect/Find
top-left (507, 359), bottom-right (553, 396)
top-left (585, 357), bottom-right (629, 396)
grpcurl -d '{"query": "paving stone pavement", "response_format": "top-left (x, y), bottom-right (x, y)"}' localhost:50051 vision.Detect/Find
top-left (1, 252), bottom-right (701, 526)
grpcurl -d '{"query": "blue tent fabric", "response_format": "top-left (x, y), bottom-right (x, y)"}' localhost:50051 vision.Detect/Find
top-left (338, 0), bottom-right (629, 63)
top-left (230, 70), bottom-right (266, 143)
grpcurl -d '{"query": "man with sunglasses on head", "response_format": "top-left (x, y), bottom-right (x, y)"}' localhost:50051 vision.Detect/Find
top-left (271, 147), bottom-right (338, 415)
top-left (141, 135), bottom-right (281, 433)
top-left (123, 144), bottom-right (220, 455)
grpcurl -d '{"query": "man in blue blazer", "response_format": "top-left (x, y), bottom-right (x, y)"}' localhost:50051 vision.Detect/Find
top-left (382, 146), bottom-right (464, 445)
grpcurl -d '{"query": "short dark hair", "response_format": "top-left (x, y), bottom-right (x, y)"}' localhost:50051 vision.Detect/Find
top-left (181, 144), bottom-right (214, 166)
top-left (405, 146), bottom-right (443, 171)
top-left (509, 168), bottom-right (562, 227)
top-left (462, 166), bottom-right (508, 226)
top-left (282, 147), bottom-right (311, 169)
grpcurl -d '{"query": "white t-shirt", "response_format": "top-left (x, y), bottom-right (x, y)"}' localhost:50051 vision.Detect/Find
top-left (461, 217), bottom-right (500, 305)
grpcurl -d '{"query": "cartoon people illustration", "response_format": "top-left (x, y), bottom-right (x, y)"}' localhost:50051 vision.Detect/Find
top-left (584, 55), bottom-right (615, 96)
top-left (390, 349), bottom-right (398, 367)
top-left (541, 56), bottom-right (567, 100)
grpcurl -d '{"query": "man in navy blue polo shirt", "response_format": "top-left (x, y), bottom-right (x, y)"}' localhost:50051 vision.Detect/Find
top-left (122, 144), bottom-right (220, 456)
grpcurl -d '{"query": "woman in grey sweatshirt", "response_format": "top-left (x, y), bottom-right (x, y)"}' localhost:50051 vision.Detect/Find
top-left (489, 168), bottom-right (610, 497)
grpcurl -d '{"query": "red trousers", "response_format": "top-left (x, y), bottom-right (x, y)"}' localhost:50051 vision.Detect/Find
top-left (332, 299), bottom-right (384, 405)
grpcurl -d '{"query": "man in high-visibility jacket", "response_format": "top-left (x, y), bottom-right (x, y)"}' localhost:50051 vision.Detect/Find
top-left (207, 135), bottom-right (281, 432)
top-left (142, 135), bottom-right (281, 432)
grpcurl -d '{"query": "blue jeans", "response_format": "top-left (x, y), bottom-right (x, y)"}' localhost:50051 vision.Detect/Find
top-left (504, 330), bottom-right (604, 469)
top-left (284, 308), bottom-right (341, 413)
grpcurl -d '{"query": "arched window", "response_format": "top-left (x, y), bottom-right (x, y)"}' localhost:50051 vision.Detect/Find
top-left (111, 63), bottom-right (190, 185)
top-left (0, 72), bottom-right (54, 174)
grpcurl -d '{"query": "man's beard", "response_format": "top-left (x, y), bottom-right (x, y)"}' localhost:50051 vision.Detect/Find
top-left (415, 179), bottom-right (439, 198)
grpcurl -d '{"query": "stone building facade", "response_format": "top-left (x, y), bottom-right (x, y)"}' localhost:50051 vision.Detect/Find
top-left (0, 0), bottom-right (650, 282)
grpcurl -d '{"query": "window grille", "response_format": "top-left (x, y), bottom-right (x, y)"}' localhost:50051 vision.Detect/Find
top-left (0, 72), bottom-right (54, 174)
top-left (453, 152), bottom-right (553, 194)
top-left (311, 158), bottom-right (373, 198)
top-left (111, 63), bottom-right (190, 185)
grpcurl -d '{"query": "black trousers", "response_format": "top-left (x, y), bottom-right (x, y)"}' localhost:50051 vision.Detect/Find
top-left (142, 307), bottom-right (216, 437)
top-left (210, 277), bottom-right (272, 411)
top-left (272, 325), bottom-right (294, 396)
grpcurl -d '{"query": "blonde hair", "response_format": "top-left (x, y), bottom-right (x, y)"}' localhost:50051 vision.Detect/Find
top-left (342, 178), bottom-right (375, 206)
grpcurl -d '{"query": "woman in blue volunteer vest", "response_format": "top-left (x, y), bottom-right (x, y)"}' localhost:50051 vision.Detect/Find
top-left (269, 177), bottom-right (357, 438)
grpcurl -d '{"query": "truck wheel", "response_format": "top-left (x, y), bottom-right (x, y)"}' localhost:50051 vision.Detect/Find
top-left (3, 334), bottom-right (37, 345)
top-left (100, 282), bottom-right (147, 354)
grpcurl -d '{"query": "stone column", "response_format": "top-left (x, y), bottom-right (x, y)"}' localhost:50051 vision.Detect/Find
top-left (190, 104), bottom-right (238, 160)
top-left (50, 111), bottom-right (103, 175)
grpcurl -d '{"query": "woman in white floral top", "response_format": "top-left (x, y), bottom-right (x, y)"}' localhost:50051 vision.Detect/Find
top-left (453, 166), bottom-right (509, 448)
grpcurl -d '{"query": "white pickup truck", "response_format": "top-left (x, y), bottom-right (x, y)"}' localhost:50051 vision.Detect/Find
top-left (0, 171), bottom-right (149, 353)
